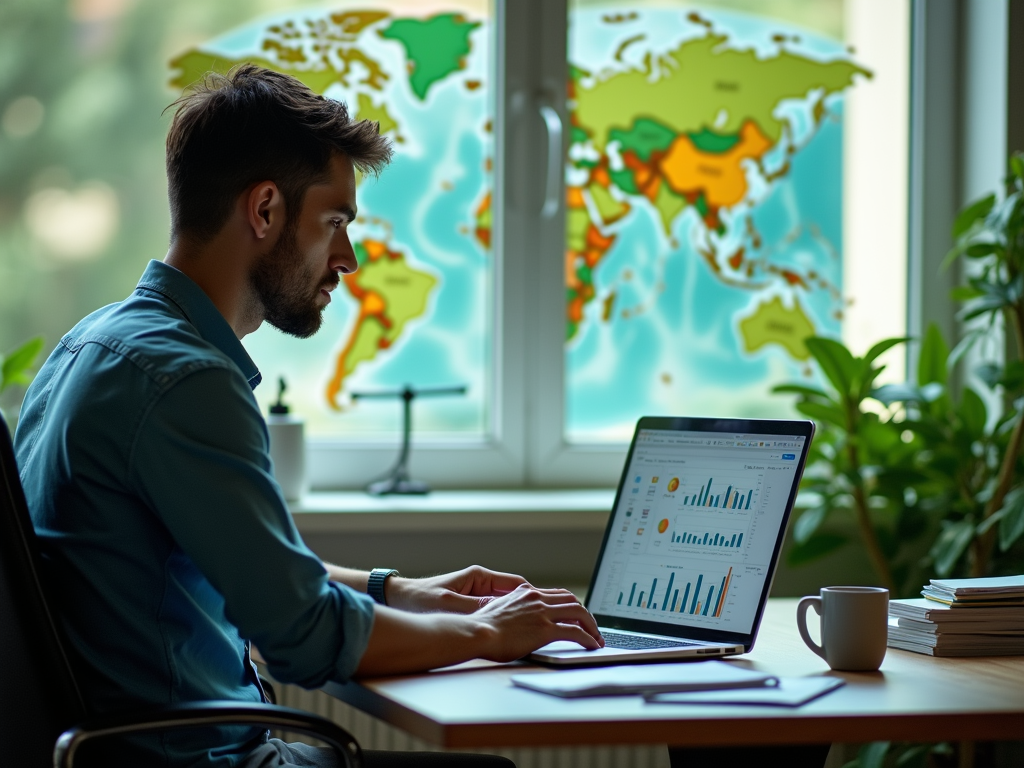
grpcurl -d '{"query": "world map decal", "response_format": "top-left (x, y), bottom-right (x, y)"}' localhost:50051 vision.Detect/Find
top-left (168, 4), bottom-right (869, 440)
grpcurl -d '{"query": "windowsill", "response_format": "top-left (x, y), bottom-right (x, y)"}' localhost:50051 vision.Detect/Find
top-left (289, 489), bottom-right (616, 533)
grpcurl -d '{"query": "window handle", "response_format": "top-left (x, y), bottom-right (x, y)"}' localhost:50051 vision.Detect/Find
top-left (538, 103), bottom-right (563, 219)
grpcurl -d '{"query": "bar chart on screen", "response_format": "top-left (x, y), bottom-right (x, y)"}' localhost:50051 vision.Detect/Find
top-left (652, 517), bottom-right (749, 556)
top-left (615, 565), bottom-right (735, 619)
top-left (666, 471), bottom-right (764, 513)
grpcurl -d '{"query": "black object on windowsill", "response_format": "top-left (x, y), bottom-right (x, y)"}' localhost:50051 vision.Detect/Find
top-left (351, 385), bottom-right (467, 495)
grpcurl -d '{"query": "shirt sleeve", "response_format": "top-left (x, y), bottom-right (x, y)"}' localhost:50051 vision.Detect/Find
top-left (128, 364), bottom-right (375, 688)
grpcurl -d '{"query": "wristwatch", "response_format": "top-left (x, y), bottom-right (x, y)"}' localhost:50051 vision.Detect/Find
top-left (367, 568), bottom-right (401, 605)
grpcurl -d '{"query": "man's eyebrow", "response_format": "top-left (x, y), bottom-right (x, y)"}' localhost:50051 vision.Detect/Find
top-left (332, 205), bottom-right (357, 221)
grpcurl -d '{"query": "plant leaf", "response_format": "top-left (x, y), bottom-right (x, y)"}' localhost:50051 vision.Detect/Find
top-left (795, 400), bottom-right (848, 430)
top-left (1, 336), bottom-right (44, 391)
top-left (948, 329), bottom-right (983, 371)
top-left (771, 383), bottom-right (830, 400)
top-left (863, 337), bottom-right (909, 368)
top-left (872, 382), bottom-right (931, 405)
top-left (952, 194), bottom-right (996, 240)
top-left (805, 337), bottom-right (857, 396)
top-left (998, 485), bottom-right (1024, 551)
top-left (930, 519), bottom-right (975, 576)
top-left (793, 505), bottom-right (827, 544)
top-left (859, 741), bottom-right (892, 768)
top-left (975, 363), bottom-right (1002, 389)
top-left (917, 323), bottom-right (948, 385)
top-left (958, 387), bottom-right (987, 437)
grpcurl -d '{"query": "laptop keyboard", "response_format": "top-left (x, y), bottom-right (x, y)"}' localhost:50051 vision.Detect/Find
top-left (602, 634), bottom-right (698, 650)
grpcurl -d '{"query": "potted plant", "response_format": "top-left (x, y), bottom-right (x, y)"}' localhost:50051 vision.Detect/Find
top-left (775, 152), bottom-right (1024, 593)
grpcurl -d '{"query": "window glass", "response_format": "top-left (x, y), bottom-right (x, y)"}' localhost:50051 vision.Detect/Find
top-left (564, 0), bottom-right (908, 442)
top-left (0, 0), bottom-right (491, 440)
top-left (171, 1), bottom-right (493, 438)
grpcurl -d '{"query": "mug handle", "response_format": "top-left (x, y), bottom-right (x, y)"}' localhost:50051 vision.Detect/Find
top-left (796, 595), bottom-right (826, 659)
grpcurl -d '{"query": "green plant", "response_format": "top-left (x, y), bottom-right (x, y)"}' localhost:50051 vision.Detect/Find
top-left (841, 741), bottom-right (952, 768)
top-left (775, 152), bottom-right (1024, 590)
top-left (772, 336), bottom-right (930, 595)
top-left (0, 336), bottom-right (44, 396)
top-left (940, 151), bottom-right (1024, 576)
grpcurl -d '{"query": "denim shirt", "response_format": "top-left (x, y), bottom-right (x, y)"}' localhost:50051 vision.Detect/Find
top-left (15, 260), bottom-right (375, 767)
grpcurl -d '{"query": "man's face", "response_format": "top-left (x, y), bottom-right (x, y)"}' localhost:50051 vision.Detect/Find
top-left (249, 153), bottom-right (358, 338)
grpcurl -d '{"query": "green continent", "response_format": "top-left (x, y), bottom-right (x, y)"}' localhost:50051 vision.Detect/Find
top-left (567, 207), bottom-right (591, 252)
top-left (353, 241), bottom-right (370, 267)
top-left (356, 92), bottom-right (400, 138)
top-left (574, 33), bottom-right (870, 151)
top-left (687, 127), bottom-right (741, 153)
top-left (587, 182), bottom-right (629, 225)
top-left (609, 168), bottom-right (639, 195)
top-left (170, 49), bottom-right (344, 96)
top-left (608, 117), bottom-right (676, 162)
top-left (652, 181), bottom-right (687, 234)
top-left (738, 296), bottom-right (815, 361)
top-left (356, 254), bottom-right (437, 343)
top-left (379, 14), bottom-right (480, 100)
top-left (344, 251), bottom-right (437, 377)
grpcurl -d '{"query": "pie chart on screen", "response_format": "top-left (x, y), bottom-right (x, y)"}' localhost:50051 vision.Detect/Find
top-left (658, 519), bottom-right (669, 534)
top-left (667, 477), bottom-right (679, 492)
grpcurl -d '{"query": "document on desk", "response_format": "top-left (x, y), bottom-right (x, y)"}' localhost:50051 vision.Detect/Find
top-left (644, 677), bottom-right (844, 707)
top-left (510, 660), bottom-right (777, 698)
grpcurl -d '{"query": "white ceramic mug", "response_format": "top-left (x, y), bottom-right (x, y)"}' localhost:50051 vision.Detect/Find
top-left (796, 586), bottom-right (888, 671)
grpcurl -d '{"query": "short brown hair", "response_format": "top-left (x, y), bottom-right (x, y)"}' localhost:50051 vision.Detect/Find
top-left (165, 64), bottom-right (392, 242)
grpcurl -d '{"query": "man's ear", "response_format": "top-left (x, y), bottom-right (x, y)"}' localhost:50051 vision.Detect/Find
top-left (246, 182), bottom-right (284, 240)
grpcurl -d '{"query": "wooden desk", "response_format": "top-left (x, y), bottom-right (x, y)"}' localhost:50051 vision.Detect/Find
top-left (324, 599), bottom-right (1024, 749)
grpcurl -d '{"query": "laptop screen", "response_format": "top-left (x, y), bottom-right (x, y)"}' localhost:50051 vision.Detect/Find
top-left (587, 417), bottom-right (813, 644)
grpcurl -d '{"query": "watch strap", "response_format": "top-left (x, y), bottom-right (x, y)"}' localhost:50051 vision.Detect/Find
top-left (368, 568), bottom-right (400, 605)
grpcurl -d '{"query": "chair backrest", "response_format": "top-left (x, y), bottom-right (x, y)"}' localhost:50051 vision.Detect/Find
top-left (0, 418), bottom-right (86, 766)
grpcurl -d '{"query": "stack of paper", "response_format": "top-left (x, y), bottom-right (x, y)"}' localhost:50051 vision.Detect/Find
top-left (888, 576), bottom-right (1024, 657)
top-left (510, 661), bottom-right (777, 698)
top-left (511, 661), bottom-right (845, 707)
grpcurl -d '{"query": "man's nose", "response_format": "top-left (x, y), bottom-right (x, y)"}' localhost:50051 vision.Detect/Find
top-left (333, 236), bottom-right (358, 274)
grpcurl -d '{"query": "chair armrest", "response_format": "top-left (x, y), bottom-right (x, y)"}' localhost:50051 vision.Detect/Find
top-left (53, 701), bottom-right (362, 768)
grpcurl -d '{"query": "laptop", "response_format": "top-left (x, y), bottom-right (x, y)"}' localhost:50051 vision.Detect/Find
top-left (530, 416), bottom-right (814, 665)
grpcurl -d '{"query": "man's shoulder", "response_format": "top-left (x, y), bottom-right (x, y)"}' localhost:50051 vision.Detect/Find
top-left (62, 289), bottom-right (240, 389)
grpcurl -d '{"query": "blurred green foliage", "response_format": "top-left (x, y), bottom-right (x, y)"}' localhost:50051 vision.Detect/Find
top-left (0, 0), bottom-right (308, 412)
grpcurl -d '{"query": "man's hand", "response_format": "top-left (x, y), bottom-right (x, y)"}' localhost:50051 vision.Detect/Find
top-left (355, 582), bottom-right (604, 675)
top-left (473, 583), bottom-right (604, 661)
top-left (385, 565), bottom-right (528, 614)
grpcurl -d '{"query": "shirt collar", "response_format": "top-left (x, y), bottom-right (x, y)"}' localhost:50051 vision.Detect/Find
top-left (135, 260), bottom-right (263, 390)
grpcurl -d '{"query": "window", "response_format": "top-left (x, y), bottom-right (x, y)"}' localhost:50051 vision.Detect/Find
top-left (0, 0), bottom-right (912, 490)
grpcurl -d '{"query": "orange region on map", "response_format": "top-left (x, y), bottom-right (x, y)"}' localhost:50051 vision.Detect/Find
top-left (473, 190), bottom-right (491, 249)
top-left (660, 120), bottom-right (773, 208)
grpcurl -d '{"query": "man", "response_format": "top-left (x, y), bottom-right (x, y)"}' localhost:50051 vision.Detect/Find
top-left (15, 65), bottom-right (602, 767)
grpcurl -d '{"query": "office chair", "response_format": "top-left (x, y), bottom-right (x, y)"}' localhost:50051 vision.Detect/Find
top-left (0, 418), bottom-right (363, 768)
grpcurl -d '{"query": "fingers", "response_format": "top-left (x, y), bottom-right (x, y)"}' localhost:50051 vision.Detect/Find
top-left (439, 591), bottom-right (493, 614)
top-left (546, 602), bottom-right (604, 645)
top-left (550, 623), bottom-right (604, 651)
top-left (462, 566), bottom-right (529, 596)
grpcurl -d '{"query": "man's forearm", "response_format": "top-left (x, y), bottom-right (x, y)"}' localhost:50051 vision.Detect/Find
top-left (323, 563), bottom-right (369, 592)
top-left (355, 606), bottom-right (491, 676)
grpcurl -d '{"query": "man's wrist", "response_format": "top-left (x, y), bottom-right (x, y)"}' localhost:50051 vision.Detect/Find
top-left (367, 568), bottom-right (401, 605)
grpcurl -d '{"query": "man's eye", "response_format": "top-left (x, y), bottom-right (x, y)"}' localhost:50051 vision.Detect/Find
top-left (330, 219), bottom-right (342, 229)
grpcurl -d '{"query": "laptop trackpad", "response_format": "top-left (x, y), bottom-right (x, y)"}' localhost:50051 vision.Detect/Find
top-left (533, 641), bottom-right (630, 656)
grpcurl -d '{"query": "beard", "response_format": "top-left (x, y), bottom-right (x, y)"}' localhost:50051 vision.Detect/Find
top-left (249, 222), bottom-right (337, 339)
